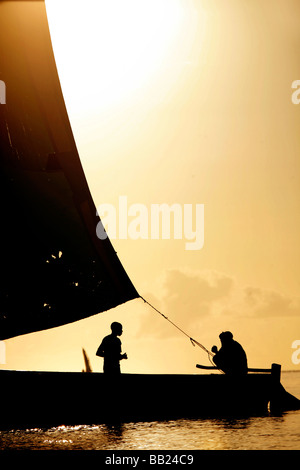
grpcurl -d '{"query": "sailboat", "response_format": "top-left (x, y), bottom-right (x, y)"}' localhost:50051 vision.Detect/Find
top-left (0, 0), bottom-right (299, 429)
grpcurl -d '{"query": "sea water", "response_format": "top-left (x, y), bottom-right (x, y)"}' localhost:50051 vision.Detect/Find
top-left (0, 371), bottom-right (299, 451)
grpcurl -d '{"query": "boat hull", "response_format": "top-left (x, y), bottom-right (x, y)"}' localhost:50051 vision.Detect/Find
top-left (0, 369), bottom-right (278, 429)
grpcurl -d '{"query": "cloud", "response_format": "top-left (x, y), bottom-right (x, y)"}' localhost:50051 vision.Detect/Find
top-left (139, 269), bottom-right (234, 338)
top-left (243, 286), bottom-right (300, 318)
top-left (138, 268), bottom-right (300, 338)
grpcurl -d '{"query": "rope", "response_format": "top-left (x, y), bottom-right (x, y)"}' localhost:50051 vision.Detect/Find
top-left (140, 296), bottom-right (214, 358)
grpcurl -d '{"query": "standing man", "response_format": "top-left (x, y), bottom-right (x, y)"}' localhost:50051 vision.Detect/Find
top-left (211, 331), bottom-right (248, 376)
top-left (96, 322), bottom-right (127, 375)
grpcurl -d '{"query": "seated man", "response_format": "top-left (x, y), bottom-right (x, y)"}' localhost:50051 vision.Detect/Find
top-left (212, 331), bottom-right (248, 376)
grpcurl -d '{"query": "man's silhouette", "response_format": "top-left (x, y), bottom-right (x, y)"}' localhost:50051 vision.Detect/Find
top-left (96, 322), bottom-right (127, 375)
top-left (212, 331), bottom-right (248, 376)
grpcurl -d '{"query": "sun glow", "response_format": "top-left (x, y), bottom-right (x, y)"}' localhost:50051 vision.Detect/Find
top-left (45, 0), bottom-right (192, 113)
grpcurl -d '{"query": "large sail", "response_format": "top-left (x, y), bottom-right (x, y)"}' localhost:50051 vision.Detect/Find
top-left (0, 0), bottom-right (139, 340)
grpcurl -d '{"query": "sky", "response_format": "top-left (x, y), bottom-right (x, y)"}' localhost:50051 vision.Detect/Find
top-left (1, 0), bottom-right (300, 373)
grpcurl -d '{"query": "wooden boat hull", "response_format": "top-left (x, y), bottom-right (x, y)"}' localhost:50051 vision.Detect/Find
top-left (0, 369), bottom-right (285, 429)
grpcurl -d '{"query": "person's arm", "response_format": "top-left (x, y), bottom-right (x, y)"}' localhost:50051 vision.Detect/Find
top-left (119, 340), bottom-right (127, 360)
top-left (96, 340), bottom-right (105, 357)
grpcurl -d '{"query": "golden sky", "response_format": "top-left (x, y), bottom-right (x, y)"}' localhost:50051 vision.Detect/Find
top-left (2, 0), bottom-right (300, 373)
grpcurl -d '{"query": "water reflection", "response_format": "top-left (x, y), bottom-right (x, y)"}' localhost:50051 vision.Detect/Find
top-left (215, 416), bottom-right (252, 430)
top-left (1, 412), bottom-right (300, 450)
top-left (102, 422), bottom-right (124, 446)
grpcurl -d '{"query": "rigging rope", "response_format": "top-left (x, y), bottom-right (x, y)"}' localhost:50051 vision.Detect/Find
top-left (140, 296), bottom-right (214, 359)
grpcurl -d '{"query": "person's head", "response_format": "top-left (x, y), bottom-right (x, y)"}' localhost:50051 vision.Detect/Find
top-left (219, 331), bottom-right (233, 345)
top-left (111, 322), bottom-right (123, 336)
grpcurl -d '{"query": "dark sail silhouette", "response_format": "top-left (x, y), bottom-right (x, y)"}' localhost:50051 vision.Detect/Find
top-left (0, 0), bottom-right (138, 340)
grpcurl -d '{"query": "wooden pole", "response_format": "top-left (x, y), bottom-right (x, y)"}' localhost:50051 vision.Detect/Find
top-left (271, 363), bottom-right (281, 382)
